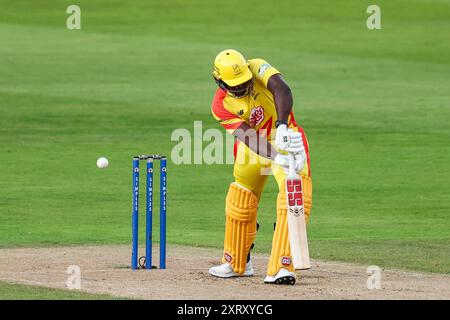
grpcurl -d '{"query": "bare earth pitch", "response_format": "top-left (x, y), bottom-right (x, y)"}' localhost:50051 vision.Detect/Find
top-left (0, 245), bottom-right (448, 300)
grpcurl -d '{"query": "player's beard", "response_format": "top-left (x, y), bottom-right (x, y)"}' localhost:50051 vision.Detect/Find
top-left (228, 79), bottom-right (253, 98)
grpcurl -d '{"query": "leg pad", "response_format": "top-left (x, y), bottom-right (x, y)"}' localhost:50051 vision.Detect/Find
top-left (223, 183), bottom-right (258, 275)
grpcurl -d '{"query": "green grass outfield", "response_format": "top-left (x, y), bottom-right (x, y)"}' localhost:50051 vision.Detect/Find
top-left (0, 282), bottom-right (119, 300)
top-left (0, 0), bottom-right (449, 300)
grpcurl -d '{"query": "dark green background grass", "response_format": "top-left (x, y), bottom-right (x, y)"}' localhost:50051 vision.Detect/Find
top-left (0, 0), bottom-right (449, 292)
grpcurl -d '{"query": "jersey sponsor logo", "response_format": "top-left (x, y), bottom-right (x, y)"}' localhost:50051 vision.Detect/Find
top-left (238, 109), bottom-right (244, 116)
top-left (249, 106), bottom-right (264, 127)
top-left (281, 256), bottom-right (292, 266)
top-left (258, 63), bottom-right (271, 77)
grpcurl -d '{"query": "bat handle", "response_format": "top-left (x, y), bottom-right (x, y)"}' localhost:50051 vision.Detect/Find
top-left (288, 152), bottom-right (296, 178)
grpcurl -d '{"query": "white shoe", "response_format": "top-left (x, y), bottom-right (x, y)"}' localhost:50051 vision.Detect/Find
top-left (264, 268), bottom-right (296, 285)
top-left (208, 261), bottom-right (254, 278)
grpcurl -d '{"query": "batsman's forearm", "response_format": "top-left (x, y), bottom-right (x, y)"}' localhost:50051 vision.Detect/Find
top-left (268, 74), bottom-right (294, 122)
top-left (245, 136), bottom-right (278, 160)
top-left (233, 124), bottom-right (278, 160)
top-left (251, 137), bottom-right (278, 160)
top-left (274, 87), bottom-right (293, 122)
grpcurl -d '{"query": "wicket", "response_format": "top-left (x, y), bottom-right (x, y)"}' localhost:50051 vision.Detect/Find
top-left (131, 154), bottom-right (167, 270)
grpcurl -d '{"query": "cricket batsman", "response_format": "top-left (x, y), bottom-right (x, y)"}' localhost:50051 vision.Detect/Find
top-left (208, 49), bottom-right (312, 285)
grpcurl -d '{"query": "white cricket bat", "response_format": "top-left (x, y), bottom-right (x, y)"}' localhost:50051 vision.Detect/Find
top-left (286, 153), bottom-right (311, 270)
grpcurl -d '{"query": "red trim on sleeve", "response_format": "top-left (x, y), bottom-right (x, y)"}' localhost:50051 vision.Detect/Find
top-left (212, 88), bottom-right (238, 121)
top-left (222, 122), bottom-right (244, 131)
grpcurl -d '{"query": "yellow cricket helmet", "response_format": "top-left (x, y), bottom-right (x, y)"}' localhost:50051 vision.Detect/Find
top-left (212, 49), bottom-right (254, 98)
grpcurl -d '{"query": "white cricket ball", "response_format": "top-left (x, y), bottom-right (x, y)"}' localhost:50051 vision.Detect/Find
top-left (96, 157), bottom-right (109, 169)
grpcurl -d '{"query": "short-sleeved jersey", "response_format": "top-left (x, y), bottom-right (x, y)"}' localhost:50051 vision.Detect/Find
top-left (211, 59), bottom-right (297, 140)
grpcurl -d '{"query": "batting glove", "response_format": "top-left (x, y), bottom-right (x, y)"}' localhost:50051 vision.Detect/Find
top-left (275, 125), bottom-right (305, 154)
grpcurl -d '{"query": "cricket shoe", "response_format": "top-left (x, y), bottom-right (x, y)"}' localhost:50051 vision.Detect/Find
top-left (208, 261), bottom-right (254, 278)
top-left (264, 268), bottom-right (296, 285)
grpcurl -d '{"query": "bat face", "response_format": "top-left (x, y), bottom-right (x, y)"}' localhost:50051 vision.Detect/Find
top-left (285, 176), bottom-right (310, 270)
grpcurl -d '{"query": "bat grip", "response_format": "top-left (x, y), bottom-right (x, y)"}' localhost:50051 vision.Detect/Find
top-left (288, 152), bottom-right (296, 178)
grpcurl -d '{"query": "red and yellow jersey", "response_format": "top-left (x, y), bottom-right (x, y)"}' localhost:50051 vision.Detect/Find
top-left (211, 58), bottom-right (297, 140)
